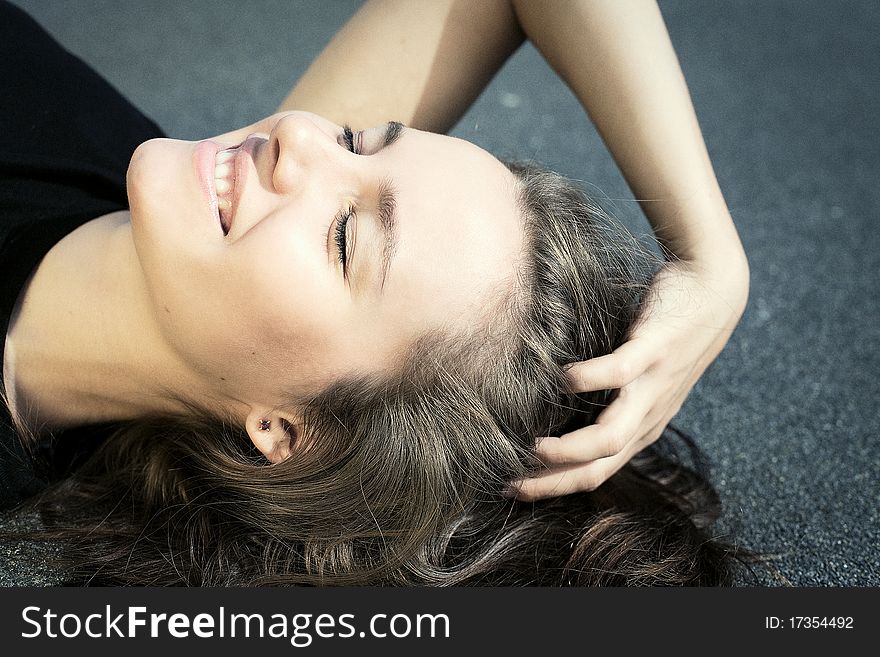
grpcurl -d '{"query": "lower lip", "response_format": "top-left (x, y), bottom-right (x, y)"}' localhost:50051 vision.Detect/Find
top-left (194, 140), bottom-right (224, 233)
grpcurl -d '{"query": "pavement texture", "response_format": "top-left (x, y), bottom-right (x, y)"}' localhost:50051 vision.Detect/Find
top-left (1, 0), bottom-right (877, 586)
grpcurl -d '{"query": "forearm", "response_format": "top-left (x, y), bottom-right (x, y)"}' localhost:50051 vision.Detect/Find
top-left (278, 0), bottom-right (524, 133)
top-left (512, 0), bottom-right (746, 271)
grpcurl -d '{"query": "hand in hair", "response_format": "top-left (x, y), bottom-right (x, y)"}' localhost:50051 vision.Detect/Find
top-left (513, 257), bottom-right (749, 501)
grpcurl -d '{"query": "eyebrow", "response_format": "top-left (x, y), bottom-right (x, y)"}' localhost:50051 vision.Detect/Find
top-left (375, 177), bottom-right (398, 293)
top-left (375, 121), bottom-right (404, 292)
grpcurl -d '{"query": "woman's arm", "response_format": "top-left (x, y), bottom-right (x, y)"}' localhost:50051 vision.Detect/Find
top-left (510, 0), bottom-right (750, 499)
top-left (277, 0), bottom-right (524, 132)
top-left (511, 0), bottom-right (746, 265)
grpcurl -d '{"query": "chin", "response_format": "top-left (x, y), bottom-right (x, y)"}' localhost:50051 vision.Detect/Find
top-left (128, 138), bottom-right (212, 251)
top-left (127, 139), bottom-right (172, 235)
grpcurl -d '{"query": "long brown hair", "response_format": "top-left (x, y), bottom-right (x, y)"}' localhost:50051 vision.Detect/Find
top-left (4, 162), bottom-right (765, 585)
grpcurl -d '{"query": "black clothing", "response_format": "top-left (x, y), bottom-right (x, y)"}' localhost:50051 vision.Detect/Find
top-left (0, 1), bottom-right (165, 509)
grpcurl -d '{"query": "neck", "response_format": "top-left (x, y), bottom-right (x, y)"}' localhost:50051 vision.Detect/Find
top-left (3, 211), bottom-right (211, 432)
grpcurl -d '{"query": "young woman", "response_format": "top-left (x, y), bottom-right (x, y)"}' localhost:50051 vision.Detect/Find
top-left (0, 1), bottom-right (756, 585)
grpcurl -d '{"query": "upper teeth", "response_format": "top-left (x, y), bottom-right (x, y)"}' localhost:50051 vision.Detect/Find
top-left (215, 148), bottom-right (236, 216)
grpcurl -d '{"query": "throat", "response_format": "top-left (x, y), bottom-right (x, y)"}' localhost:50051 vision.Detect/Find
top-left (2, 210), bottom-right (176, 430)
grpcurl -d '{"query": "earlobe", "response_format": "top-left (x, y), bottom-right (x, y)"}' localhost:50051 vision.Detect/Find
top-left (244, 407), bottom-right (299, 463)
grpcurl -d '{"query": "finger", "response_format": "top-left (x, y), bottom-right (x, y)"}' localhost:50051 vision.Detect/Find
top-left (515, 447), bottom-right (638, 502)
top-left (536, 374), bottom-right (657, 466)
top-left (518, 417), bottom-right (681, 501)
top-left (589, 369), bottom-right (688, 436)
top-left (518, 425), bottom-right (657, 501)
top-left (630, 416), bottom-right (668, 455)
top-left (564, 337), bottom-right (657, 392)
top-left (536, 421), bottom-right (640, 467)
top-left (513, 463), bottom-right (605, 501)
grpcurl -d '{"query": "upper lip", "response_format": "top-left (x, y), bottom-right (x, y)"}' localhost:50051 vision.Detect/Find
top-left (228, 135), bottom-right (265, 236)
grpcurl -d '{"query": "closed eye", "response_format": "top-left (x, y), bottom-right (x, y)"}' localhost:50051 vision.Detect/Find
top-left (341, 124), bottom-right (361, 154)
top-left (333, 205), bottom-right (355, 274)
top-left (340, 121), bottom-right (404, 156)
top-left (332, 121), bottom-right (404, 282)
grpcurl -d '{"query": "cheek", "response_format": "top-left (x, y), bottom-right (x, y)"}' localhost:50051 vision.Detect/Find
top-left (222, 229), bottom-right (349, 369)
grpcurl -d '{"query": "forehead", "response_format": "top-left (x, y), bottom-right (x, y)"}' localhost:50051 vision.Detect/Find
top-left (370, 129), bottom-right (523, 340)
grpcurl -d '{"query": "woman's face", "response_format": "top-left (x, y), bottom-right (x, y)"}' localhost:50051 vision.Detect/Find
top-left (127, 111), bottom-right (522, 410)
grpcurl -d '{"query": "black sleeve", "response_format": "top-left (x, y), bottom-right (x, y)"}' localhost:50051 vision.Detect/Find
top-left (0, 0), bottom-right (165, 341)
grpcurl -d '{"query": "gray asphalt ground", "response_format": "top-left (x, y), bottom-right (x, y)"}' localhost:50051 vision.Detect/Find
top-left (1, 0), bottom-right (877, 586)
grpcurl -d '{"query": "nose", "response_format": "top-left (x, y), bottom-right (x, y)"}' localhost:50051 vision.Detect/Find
top-left (269, 113), bottom-right (343, 194)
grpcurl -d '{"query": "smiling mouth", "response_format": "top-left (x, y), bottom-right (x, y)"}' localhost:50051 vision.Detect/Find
top-left (214, 147), bottom-right (238, 234)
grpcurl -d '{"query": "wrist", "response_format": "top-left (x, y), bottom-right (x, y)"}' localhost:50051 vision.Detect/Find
top-left (667, 244), bottom-right (750, 311)
top-left (670, 220), bottom-right (749, 277)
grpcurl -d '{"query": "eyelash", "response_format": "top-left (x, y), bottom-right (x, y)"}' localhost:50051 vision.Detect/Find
top-left (342, 124), bottom-right (361, 155)
top-left (334, 206), bottom-right (354, 271)
top-left (334, 125), bottom-right (362, 274)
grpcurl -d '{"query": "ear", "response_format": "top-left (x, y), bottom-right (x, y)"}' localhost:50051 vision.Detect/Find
top-left (244, 406), bottom-right (301, 464)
